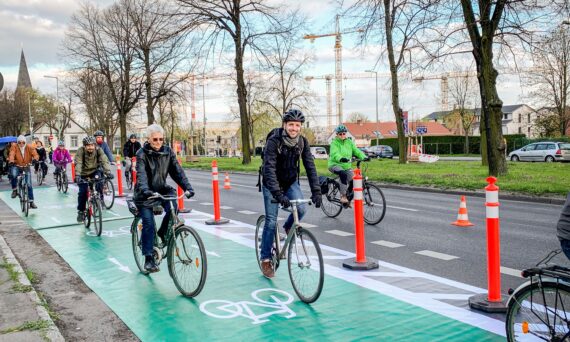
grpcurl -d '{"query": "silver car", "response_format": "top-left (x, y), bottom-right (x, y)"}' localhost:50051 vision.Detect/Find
top-left (508, 142), bottom-right (570, 162)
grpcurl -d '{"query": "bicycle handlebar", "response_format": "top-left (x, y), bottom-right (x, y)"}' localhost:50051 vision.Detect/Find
top-left (148, 192), bottom-right (187, 201)
top-left (271, 198), bottom-right (313, 205)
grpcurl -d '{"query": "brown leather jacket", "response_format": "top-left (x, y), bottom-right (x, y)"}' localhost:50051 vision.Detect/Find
top-left (8, 144), bottom-right (39, 167)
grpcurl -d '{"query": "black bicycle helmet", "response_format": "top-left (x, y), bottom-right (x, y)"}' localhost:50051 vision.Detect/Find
top-left (129, 134), bottom-right (137, 139)
top-left (94, 130), bottom-right (104, 137)
top-left (83, 136), bottom-right (96, 146)
top-left (283, 109), bottom-right (305, 123)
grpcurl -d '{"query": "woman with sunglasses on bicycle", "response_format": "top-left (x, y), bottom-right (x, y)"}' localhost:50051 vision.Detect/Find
top-left (8, 135), bottom-right (39, 208)
top-left (328, 125), bottom-right (368, 206)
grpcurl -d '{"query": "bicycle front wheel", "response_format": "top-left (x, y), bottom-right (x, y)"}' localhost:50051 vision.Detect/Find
top-left (130, 217), bottom-right (148, 275)
top-left (103, 179), bottom-right (115, 209)
top-left (287, 228), bottom-right (324, 303)
top-left (62, 173), bottom-right (68, 194)
top-left (22, 184), bottom-right (29, 217)
top-left (168, 226), bottom-right (207, 297)
top-left (56, 174), bottom-right (62, 192)
top-left (321, 181), bottom-right (342, 218)
top-left (254, 215), bottom-right (280, 272)
top-left (92, 199), bottom-right (103, 236)
top-left (506, 281), bottom-right (570, 341)
top-left (84, 202), bottom-right (91, 229)
top-left (363, 183), bottom-right (386, 225)
top-left (36, 169), bottom-right (43, 186)
top-left (126, 171), bottom-right (133, 190)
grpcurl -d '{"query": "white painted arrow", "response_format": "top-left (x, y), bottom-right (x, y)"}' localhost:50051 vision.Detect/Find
top-left (108, 257), bottom-right (132, 273)
top-left (206, 251), bottom-right (220, 257)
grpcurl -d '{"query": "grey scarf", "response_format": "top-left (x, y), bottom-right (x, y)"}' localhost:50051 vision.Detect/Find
top-left (282, 129), bottom-right (300, 148)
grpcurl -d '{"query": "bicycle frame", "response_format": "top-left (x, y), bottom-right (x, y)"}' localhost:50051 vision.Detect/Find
top-left (274, 199), bottom-right (312, 268)
top-left (147, 193), bottom-right (186, 243)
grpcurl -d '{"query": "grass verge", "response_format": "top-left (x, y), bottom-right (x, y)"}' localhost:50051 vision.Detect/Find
top-left (183, 157), bottom-right (570, 197)
top-left (0, 320), bottom-right (51, 334)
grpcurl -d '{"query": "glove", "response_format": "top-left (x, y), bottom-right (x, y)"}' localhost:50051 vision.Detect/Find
top-left (276, 194), bottom-right (291, 208)
top-left (311, 193), bottom-right (322, 208)
top-left (362, 157), bottom-right (370, 162)
top-left (106, 173), bottom-right (114, 180)
top-left (185, 190), bottom-right (195, 199)
top-left (143, 190), bottom-right (155, 199)
top-left (74, 176), bottom-right (81, 184)
top-left (339, 157), bottom-right (350, 163)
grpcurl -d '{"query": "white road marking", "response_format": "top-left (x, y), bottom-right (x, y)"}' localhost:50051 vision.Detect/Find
top-left (219, 206), bottom-right (233, 210)
top-left (500, 266), bottom-right (522, 278)
top-left (206, 250), bottom-right (220, 257)
top-left (108, 257), bottom-right (132, 273)
top-left (301, 223), bottom-right (318, 228)
top-left (200, 202), bottom-right (213, 206)
top-left (371, 240), bottom-right (405, 248)
top-left (325, 230), bottom-right (354, 237)
top-left (387, 205), bottom-right (418, 212)
top-left (415, 250), bottom-right (459, 261)
top-left (237, 210), bottom-right (257, 215)
top-left (108, 211), bottom-right (120, 217)
top-left (51, 217), bottom-right (61, 223)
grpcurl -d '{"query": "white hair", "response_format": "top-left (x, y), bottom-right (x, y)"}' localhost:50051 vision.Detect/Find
top-left (146, 124), bottom-right (164, 137)
top-left (17, 135), bottom-right (26, 142)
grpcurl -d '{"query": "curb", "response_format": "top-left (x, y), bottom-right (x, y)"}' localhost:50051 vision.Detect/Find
top-left (0, 234), bottom-right (65, 342)
top-left (184, 167), bottom-right (567, 205)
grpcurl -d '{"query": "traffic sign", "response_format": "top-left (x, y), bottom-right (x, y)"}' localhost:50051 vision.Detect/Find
top-left (416, 126), bottom-right (427, 135)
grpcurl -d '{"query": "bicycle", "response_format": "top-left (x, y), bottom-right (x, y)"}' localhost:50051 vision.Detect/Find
top-left (35, 161), bottom-right (46, 186)
top-left (16, 165), bottom-right (32, 217)
top-left (505, 249), bottom-right (570, 341)
top-left (124, 159), bottom-right (133, 190)
top-left (128, 192), bottom-right (207, 297)
top-left (80, 176), bottom-right (105, 236)
top-left (320, 160), bottom-right (386, 225)
top-left (102, 177), bottom-right (115, 209)
top-left (54, 166), bottom-right (69, 193)
top-left (255, 199), bottom-right (324, 303)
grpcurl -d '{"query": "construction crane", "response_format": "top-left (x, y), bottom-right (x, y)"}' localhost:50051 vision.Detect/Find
top-left (304, 15), bottom-right (363, 125)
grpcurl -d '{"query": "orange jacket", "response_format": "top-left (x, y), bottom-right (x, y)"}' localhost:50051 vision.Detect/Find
top-left (9, 144), bottom-right (39, 166)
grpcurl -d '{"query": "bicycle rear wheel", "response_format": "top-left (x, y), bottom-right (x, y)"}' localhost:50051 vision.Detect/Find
top-left (506, 281), bottom-right (570, 341)
top-left (62, 173), bottom-right (68, 194)
top-left (168, 226), bottom-right (207, 297)
top-left (287, 227), bottom-right (324, 303)
top-left (36, 169), bottom-right (43, 186)
top-left (84, 202), bottom-right (91, 229)
top-left (92, 199), bottom-right (103, 236)
top-left (22, 184), bottom-right (29, 217)
top-left (254, 215), bottom-right (280, 272)
top-left (102, 179), bottom-right (115, 209)
top-left (130, 217), bottom-right (148, 275)
top-left (321, 181), bottom-right (343, 218)
top-left (363, 183), bottom-right (386, 225)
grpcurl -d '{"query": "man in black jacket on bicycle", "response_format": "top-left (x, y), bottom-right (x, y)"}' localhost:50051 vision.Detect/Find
top-left (122, 133), bottom-right (141, 181)
top-left (557, 192), bottom-right (570, 260)
top-left (259, 109), bottom-right (322, 278)
top-left (133, 124), bottom-right (195, 273)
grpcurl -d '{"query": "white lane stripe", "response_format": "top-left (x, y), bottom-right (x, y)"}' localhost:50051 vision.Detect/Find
top-left (51, 217), bottom-right (61, 223)
top-left (199, 202), bottom-right (213, 206)
top-left (415, 250), bottom-right (459, 261)
top-left (371, 240), bottom-right (405, 248)
top-left (301, 223), bottom-right (318, 228)
top-left (325, 230), bottom-right (354, 237)
top-left (237, 210), bottom-right (257, 215)
top-left (387, 205), bottom-right (418, 212)
top-left (501, 266), bottom-right (522, 278)
top-left (219, 206), bottom-right (233, 210)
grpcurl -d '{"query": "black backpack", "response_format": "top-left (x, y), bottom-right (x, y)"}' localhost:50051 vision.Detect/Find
top-left (256, 128), bottom-right (304, 192)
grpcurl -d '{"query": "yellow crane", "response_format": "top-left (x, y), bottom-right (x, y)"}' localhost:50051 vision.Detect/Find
top-left (304, 15), bottom-right (363, 125)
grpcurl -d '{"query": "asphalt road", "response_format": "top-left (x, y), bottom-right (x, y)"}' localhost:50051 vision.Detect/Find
top-left (180, 169), bottom-right (565, 293)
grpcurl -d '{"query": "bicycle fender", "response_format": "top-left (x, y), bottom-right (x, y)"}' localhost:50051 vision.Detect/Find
top-left (505, 279), bottom-right (562, 307)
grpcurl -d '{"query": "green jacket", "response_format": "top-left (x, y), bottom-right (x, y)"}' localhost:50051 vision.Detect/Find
top-left (75, 146), bottom-right (111, 176)
top-left (328, 137), bottom-right (367, 170)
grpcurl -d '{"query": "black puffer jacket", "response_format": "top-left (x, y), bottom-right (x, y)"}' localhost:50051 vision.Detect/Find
top-left (262, 128), bottom-right (320, 198)
top-left (123, 140), bottom-right (142, 158)
top-left (133, 142), bottom-right (193, 207)
top-left (557, 192), bottom-right (570, 241)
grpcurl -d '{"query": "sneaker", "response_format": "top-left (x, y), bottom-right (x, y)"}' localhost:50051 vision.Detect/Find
top-left (29, 202), bottom-right (37, 209)
top-left (261, 259), bottom-right (274, 278)
top-left (340, 195), bottom-right (349, 204)
top-left (77, 211), bottom-right (85, 223)
top-left (11, 190), bottom-right (17, 199)
top-left (144, 256), bottom-right (159, 273)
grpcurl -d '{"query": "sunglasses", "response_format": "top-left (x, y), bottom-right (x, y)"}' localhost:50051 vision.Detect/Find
top-left (152, 138), bottom-right (164, 142)
top-left (337, 132), bottom-right (346, 136)
top-left (18, 141), bottom-right (26, 144)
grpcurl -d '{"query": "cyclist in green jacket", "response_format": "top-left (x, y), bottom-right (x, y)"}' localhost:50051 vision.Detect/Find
top-left (328, 125), bottom-right (368, 205)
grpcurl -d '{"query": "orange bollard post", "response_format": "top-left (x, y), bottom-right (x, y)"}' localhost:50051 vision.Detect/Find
top-left (342, 169), bottom-right (379, 270)
top-left (132, 157), bottom-right (137, 186)
top-left (71, 162), bottom-right (76, 183)
top-left (177, 157), bottom-right (191, 213)
top-left (468, 176), bottom-right (507, 313)
top-left (115, 156), bottom-right (125, 197)
top-left (205, 160), bottom-right (229, 225)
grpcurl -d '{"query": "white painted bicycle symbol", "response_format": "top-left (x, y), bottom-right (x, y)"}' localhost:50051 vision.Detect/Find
top-left (199, 288), bottom-right (296, 324)
top-left (86, 225), bottom-right (131, 237)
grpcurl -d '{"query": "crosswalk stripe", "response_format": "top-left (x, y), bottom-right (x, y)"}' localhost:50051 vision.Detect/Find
top-left (325, 230), bottom-right (354, 237)
top-left (415, 250), bottom-right (458, 261)
top-left (371, 240), bottom-right (405, 248)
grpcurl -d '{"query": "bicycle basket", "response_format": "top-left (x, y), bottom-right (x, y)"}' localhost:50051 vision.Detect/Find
top-left (319, 176), bottom-right (330, 194)
top-left (126, 200), bottom-right (139, 216)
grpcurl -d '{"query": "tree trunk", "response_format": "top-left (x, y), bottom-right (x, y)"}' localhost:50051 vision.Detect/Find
top-left (234, 28), bottom-right (251, 164)
top-left (144, 48), bottom-right (154, 125)
top-left (119, 111), bottom-right (127, 149)
top-left (384, 0), bottom-right (406, 163)
top-left (464, 133), bottom-right (469, 154)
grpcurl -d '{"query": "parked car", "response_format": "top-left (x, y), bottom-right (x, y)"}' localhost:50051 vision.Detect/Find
top-left (358, 147), bottom-right (376, 158)
top-left (508, 141), bottom-right (570, 162)
top-left (310, 146), bottom-right (328, 159)
top-left (368, 145), bottom-right (394, 159)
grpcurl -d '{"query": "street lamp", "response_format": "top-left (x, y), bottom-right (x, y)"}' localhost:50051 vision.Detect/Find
top-left (365, 69), bottom-right (379, 145)
top-left (43, 75), bottom-right (60, 143)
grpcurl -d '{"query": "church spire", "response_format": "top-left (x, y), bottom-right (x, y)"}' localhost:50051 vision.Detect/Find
top-left (17, 49), bottom-right (32, 89)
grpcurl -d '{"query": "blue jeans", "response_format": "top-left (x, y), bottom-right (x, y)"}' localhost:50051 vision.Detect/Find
top-left (77, 171), bottom-right (103, 211)
top-left (260, 182), bottom-right (306, 260)
top-left (10, 167), bottom-right (34, 201)
top-left (139, 194), bottom-right (177, 256)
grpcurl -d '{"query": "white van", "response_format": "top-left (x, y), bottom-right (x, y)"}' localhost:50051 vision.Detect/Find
top-left (310, 146), bottom-right (328, 159)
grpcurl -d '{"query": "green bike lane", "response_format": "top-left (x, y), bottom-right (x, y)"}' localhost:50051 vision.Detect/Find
top-left (0, 187), bottom-right (505, 341)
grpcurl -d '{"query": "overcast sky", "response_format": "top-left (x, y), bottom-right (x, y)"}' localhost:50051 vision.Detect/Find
top-left (0, 0), bottom-right (528, 127)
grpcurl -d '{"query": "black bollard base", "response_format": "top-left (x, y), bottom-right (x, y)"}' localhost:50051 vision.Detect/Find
top-left (205, 218), bottom-right (229, 225)
top-left (468, 293), bottom-right (508, 313)
top-left (179, 208), bottom-right (192, 213)
top-left (342, 257), bottom-right (379, 270)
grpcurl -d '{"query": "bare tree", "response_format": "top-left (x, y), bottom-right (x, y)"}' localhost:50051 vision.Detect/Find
top-left (447, 73), bottom-right (479, 153)
top-left (174, 0), bottom-right (294, 164)
top-left (346, 111), bottom-right (370, 123)
top-left (0, 89), bottom-right (25, 136)
top-left (528, 26), bottom-right (570, 137)
top-left (63, 1), bottom-right (144, 147)
top-left (345, 0), bottom-right (443, 164)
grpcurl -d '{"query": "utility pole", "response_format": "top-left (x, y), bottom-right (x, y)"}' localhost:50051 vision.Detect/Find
top-left (202, 79), bottom-right (207, 156)
top-left (365, 69), bottom-right (379, 145)
top-left (44, 75), bottom-right (60, 143)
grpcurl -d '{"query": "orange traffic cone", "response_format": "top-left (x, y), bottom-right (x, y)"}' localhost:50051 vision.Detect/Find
top-left (223, 172), bottom-right (232, 190)
top-left (452, 196), bottom-right (474, 227)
